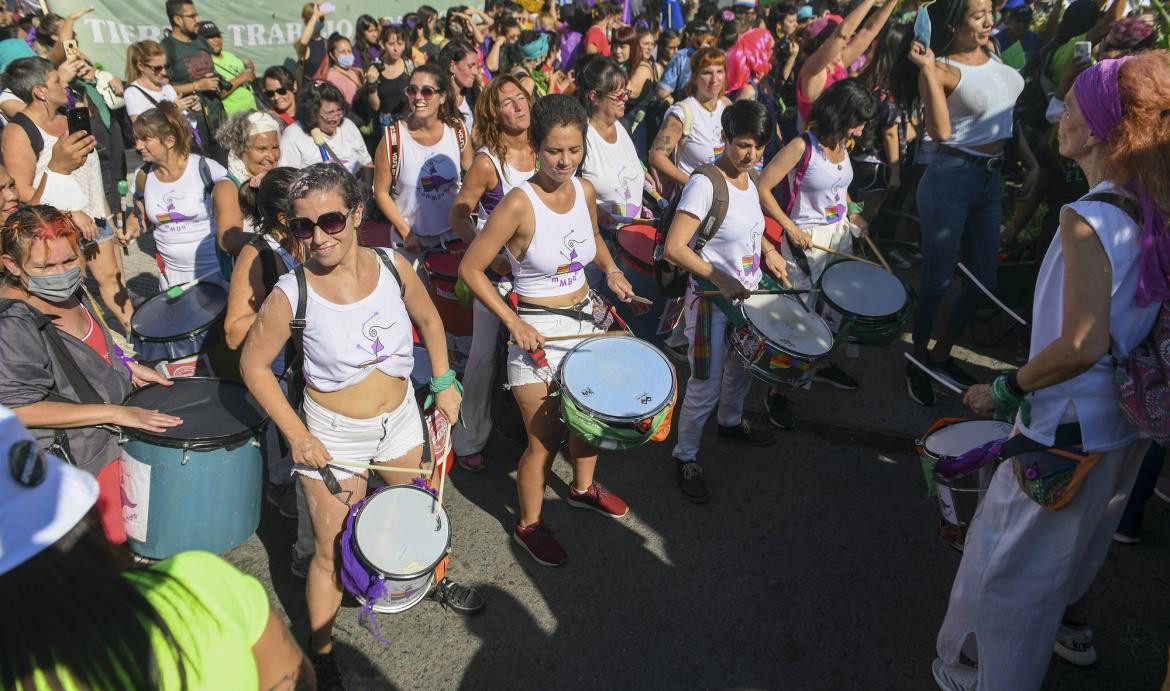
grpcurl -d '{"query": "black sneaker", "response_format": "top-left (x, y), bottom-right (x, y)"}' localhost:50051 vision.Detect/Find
top-left (310, 650), bottom-right (347, 691)
top-left (717, 418), bottom-right (775, 446)
top-left (813, 363), bottom-right (859, 390)
top-left (265, 481), bottom-right (298, 519)
top-left (932, 358), bottom-right (978, 388)
top-left (428, 577), bottom-right (485, 615)
top-left (765, 389), bottom-right (796, 430)
top-left (906, 363), bottom-right (936, 407)
top-left (675, 459), bottom-right (709, 503)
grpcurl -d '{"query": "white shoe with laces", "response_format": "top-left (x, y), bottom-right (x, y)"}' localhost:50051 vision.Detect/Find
top-left (1054, 624), bottom-right (1097, 666)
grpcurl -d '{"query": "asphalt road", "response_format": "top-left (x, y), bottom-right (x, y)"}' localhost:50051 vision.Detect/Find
top-left (108, 232), bottom-right (1170, 691)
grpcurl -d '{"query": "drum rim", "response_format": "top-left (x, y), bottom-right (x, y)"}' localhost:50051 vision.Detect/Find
top-left (816, 259), bottom-right (907, 320)
top-left (122, 377), bottom-right (269, 448)
top-left (919, 419), bottom-right (1013, 460)
top-left (131, 283), bottom-right (227, 342)
top-left (557, 336), bottom-right (678, 423)
top-left (724, 328), bottom-right (817, 386)
top-left (738, 297), bottom-right (835, 358)
top-left (352, 484), bottom-right (451, 580)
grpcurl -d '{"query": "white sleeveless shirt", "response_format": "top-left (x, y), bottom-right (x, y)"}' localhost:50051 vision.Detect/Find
top-left (391, 123), bottom-right (462, 237)
top-left (1017, 181), bottom-right (1159, 451)
top-left (273, 249), bottom-right (414, 392)
top-left (506, 177), bottom-right (597, 298)
top-left (581, 122), bottom-right (644, 221)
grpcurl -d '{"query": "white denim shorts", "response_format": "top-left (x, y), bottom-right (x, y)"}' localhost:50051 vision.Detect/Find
top-left (506, 296), bottom-right (603, 388)
top-left (296, 392), bottom-right (425, 480)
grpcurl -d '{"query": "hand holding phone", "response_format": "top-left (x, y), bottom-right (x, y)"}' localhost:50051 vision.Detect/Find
top-left (1074, 40), bottom-right (1092, 63)
top-left (319, 2), bottom-right (335, 14)
top-left (66, 106), bottom-right (90, 137)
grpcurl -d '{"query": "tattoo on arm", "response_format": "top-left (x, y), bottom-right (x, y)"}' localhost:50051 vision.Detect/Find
top-left (652, 134), bottom-right (675, 154)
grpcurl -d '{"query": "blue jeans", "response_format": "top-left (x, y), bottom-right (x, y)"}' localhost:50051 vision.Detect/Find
top-left (912, 152), bottom-right (1003, 349)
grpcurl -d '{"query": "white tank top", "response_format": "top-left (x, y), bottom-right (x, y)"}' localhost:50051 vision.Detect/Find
top-left (939, 54), bottom-right (1024, 154)
top-left (507, 178), bottom-right (597, 298)
top-left (273, 249), bottom-right (414, 392)
top-left (391, 123), bottom-right (462, 237)
top-left (475, 148), bottom-right (534, 231)
top-left (581, 122), bottom-right (644, 221)
top-left (788, 131), bottom-right (854, 228)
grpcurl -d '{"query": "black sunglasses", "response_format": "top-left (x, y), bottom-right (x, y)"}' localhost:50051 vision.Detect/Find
top-left (405, 84), bottom-right (440, 98)
top-left (144, 63), bottom-right (170, 74)
top-left (289, 211), bottom-right (348, 239)
top-left (263, 87), bottom-right (290, 98)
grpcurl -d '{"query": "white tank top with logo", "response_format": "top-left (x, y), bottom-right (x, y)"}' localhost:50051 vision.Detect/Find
top-left (506, 177), bottom-right (597, 298)
top-left (581, 122), bottom-right (644, 221)
top-left (391, 124), bottom-right (462, 237)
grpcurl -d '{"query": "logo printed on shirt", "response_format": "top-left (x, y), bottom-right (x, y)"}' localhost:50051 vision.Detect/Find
top-left (355, 311), bottom-right (399, 368)
top-left (551, 229), bottom-right (587, 285)
top-left (154, 190), bottom-right (198, 224)
top-left (417, 154), bottom-right (459, 202)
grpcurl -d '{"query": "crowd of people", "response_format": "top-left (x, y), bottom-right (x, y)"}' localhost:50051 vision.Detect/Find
top-left (0, 0), bottom-right (1168, 688)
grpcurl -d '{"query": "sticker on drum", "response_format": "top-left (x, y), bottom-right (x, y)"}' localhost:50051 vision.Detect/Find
top-left (937, 485), bottom-right (960, 526)
top-left (741, 293), bottom-right (834, 356)
top-left (924, 420), bottom-right (1013, 459)
top-left (819, 260), bottom-right (907, 319)
top-left (559, 336), bottom-right (675, 419)
top-left (353, 485), bottom-right (451, 613)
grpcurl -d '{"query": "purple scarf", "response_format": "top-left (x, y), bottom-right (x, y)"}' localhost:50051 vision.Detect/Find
top-left (1074, 56), bottom-right (1170, 307)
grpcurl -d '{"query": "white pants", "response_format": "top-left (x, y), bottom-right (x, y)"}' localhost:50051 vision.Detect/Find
top-left (781, 220), bottom-right (859, 291)
top-left (452, 296), bottom-right (500, 456)
top-left (671, 290), bottom-right (753, 462)
top-left (935, 437), bottom-right (1149, 689)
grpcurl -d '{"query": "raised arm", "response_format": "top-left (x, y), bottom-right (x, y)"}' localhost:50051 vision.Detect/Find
top-left (842, 0), bottom-right (902, 68)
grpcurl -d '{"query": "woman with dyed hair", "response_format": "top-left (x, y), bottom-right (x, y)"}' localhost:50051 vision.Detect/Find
top-left (932, 52), bottom-right (1170, 690)
top-left (649, 47), bottom-right (729, 197)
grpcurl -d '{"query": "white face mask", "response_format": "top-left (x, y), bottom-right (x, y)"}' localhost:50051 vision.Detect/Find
top-left (337, 53), bottom-right (355, 69)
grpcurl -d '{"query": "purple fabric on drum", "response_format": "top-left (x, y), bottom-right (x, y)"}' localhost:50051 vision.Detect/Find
top-left (338, 493), bottom-right (389, 645)
top-left (935, 437), bottom-right (1007, 480)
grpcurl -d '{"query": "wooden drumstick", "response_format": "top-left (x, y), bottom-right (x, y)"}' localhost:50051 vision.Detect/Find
top-left (862, 234), bottom-right (893, 273)
top-left (697, 289), bottom-right (811, 297)
top-left (808, 243), bottom-right (884, 268)
top-left (506, 330), bottom-right (631, 346)
top-left (628, 294), bottom-right (654, 305)
top-left (325, 460), bottom-right (428, 473)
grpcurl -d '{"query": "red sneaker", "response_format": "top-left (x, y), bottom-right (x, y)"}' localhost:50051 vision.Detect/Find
top-left (513, 521), bottom-right (567, 567)
top-left (567, 482), bottom-right (629, 518)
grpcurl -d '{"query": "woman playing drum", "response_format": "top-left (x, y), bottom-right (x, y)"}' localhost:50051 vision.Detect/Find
top-left (664, 100), bottom-right (784, 504)
top-left (448, 75), bottom-right (536, 474)
top-left (459, 95), bottom-right (636, 567)
top-left (931, 53), bottom-right (1170, 690)
top-left (240, 163), bottom-right (483, 686)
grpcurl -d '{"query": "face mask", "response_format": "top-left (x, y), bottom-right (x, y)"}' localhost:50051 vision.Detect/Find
top-left (25, 265), bottom-right (82, 303)
top-left (337, 53), bottom-right (355, 68)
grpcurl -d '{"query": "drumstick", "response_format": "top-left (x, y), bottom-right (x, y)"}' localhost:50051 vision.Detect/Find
top-left (956, 262), bottom-right (1028, 326)
top-left (322, 460), bottom-right (428, 473)
top-left (506, 330), bottom-right (631, 346)
top-left (163, 271), bottom-right (220, 299)
top-left (434, 451), bottom-right (446, 522)
top-left (903, 352), bottom-right (966, 395)
top-left (862, 234), bottom-right (893, 273)
top-left (697, 289), bottom-right (811, 297)
top-left (808, 243), bottom-right (884, 268)
top-left (628, 294), bottom-right (654, 305)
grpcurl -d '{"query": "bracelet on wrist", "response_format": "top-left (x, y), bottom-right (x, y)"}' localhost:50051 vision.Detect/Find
top-left (847, 201), bottom-right (864, 215)
top-left (429, 369), bottom-right (458, 393)
top-left (1004, 369), bottom-right (1026, 397)
top-left (605, 270), bottom-right (623, 277)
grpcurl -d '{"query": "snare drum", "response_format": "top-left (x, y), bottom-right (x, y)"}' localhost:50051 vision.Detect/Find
top-left (610, 223), bottom-right (667, 341)
top-left (131, 282), bottom-right (227, 364)
top-left (347, 485), bottom-right (451, 614)
top-left (557, 335), bottom-right (677, 450)
top-left (816, 259), bottom-right (911, 346)
top-left (727, 293), bottom-right (835, 387)
top-left (917, 419), bottom-right (1013, 551)
top-left (121, 377), bottom-right (268, 559)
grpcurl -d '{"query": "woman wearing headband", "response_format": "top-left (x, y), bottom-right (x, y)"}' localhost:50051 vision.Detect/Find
top-left (931, 53), bottom-right (1170, 690)
top-left (510, 31), bottom-right (552, 97)
top-left (212, 110), bottom-right (282, 264)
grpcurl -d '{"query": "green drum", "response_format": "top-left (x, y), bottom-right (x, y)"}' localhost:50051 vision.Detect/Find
top-left (815, 259), bottom-right (912, 346)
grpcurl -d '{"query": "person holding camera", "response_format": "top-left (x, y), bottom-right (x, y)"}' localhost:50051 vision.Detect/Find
top-left (160, 0), bottom-right (226, 162)
top-left (199, 21), bottom-right (258, 116)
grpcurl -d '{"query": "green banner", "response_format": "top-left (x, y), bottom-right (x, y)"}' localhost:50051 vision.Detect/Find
top-left (51, 0), bottom-right (464, 77)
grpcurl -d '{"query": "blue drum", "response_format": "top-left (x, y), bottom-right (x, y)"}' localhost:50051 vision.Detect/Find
top-left (121, 377), bottom-right (268, 560)
top-left (131, 282), bottom-right (227, 364)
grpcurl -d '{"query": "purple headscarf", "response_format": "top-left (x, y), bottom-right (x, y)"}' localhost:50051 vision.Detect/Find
top-left (1074, 56), bottom-right (1170, 307)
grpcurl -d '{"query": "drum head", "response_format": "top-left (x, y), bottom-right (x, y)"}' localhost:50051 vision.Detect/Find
top-left (818, 260), bottom-right (906, 319)
top-left (131, 282), bottom-right (227, 342)
top-left (124, 377), bottom-right (267, 448)
top-left (560, 336), bottom-right (675, 419)
top-left (924, 420), bottom-right (1013, 458)
top-left (741, 294), bottom-right (834, 356)
top-left (354, 485), bottom-right (450, 579)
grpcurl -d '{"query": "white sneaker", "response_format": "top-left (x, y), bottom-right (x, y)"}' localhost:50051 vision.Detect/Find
top-left (1054, 624), bottom-right (1097, 666)
top-left (931, 658), bottom-right (977, 691)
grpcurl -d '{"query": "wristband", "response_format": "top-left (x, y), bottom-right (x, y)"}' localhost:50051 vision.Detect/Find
top-left (1004, 369), bottom-right (1026, 397)
top-left (847, 201), bottom-right (864, 215)
top-left (429, 369), bottom-right (458, 393)
top-left (989, 374), bottom-right (1032, 426)
top-left (606, 270), bottom-right (623, 277)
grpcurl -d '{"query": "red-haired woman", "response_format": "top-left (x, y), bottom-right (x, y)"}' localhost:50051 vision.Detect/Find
top-left (649, 47), bottom-right (730, 196)
top-left (932, 52), bottom-right (1170, 690)
top-left (0, 205), bottom-right (178, 546)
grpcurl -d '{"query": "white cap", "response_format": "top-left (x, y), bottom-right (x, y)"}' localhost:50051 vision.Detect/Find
top-left (0, 405), bottom-right (98, 575)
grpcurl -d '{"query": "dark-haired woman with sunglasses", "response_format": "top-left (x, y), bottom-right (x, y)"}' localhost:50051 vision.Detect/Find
top-left (241, 162), bottom-right (484, 682)
top-left (373, 64), bottom-right (472, 262)
top-left (124, 39), bottom-right (201, 122)
top-left (261, 65), bottom-right (299, 127)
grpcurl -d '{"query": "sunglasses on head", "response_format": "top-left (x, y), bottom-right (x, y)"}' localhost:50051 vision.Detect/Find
top-left (289, 211), bottom-right (348, 239)
top-left (263, 87), bottom-right (290, 98)
top-left (405, 84), bottom-right (440, 98)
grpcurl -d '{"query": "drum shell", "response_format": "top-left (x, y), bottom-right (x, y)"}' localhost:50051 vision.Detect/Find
top-left (814, 259), bottom-right (912, 347)
top-left (122, 436), bottom-right (263, 559)
top-left (424, 244), bottom-right (473, 338)
top-left (918, 419), bottom-right (1011, 548)
top-left (132, 322), bottom-right (222, 364)
top-left (606, 224), bottom-right (666, 341)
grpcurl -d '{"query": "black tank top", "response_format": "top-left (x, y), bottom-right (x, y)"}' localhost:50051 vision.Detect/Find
top-left (376, 67), bottom-right (411, 118)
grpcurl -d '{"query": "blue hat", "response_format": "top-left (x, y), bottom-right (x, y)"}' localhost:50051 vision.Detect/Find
top-left (796, 5), bottom-right (816, 20)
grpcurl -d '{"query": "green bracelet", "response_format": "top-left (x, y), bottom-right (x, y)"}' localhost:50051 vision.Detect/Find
top-left (430, 370), bottom-right (458, 393)
top-left (847, 201), bottom-right (864, 215)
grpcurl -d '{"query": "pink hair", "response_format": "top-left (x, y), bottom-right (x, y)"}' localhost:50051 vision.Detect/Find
top-left (724, 28), bottom-right (773, 95)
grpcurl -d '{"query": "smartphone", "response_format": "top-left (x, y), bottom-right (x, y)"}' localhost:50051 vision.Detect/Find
top-left (63, 39), bottom-right (80, 61)
top-left (66, 106), bottom-right (90, 136)
top-left (319, 2), bottom-right (335, 13)
top-left (1074, 40), bottom-right (1092, 62)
